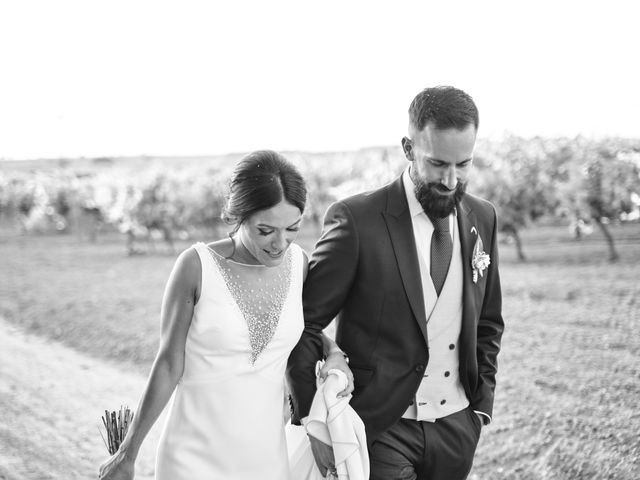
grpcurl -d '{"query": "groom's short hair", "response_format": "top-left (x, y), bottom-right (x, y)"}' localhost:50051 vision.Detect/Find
top-left (409, 86), bottom-right (479, 132)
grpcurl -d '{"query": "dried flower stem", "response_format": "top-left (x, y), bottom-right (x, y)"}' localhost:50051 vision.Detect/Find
top-left (100, 406), bottom-right (134, 455)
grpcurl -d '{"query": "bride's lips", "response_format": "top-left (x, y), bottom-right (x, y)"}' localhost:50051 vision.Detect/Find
top-left (264, 250), bottom-right (284, 259)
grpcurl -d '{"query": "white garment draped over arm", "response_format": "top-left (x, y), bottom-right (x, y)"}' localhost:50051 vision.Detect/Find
top-left (286, 368), bottom-right (369, 480)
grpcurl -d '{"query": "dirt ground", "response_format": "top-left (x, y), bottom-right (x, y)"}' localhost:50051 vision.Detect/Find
top-left (0, 317), bottom-right (163, 480)
top-left (2, 228), bottom-right (640, 479)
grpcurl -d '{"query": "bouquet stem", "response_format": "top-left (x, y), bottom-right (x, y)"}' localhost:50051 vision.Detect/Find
top-left (100, 406), bottom-right (134, 455)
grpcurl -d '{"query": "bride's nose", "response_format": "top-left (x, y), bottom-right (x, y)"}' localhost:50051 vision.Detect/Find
top-left (271, 231), bottom-right (287, 251)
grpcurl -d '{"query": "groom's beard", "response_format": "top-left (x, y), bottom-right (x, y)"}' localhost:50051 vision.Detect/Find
top-left (414, 180), bottom-right (466, 218)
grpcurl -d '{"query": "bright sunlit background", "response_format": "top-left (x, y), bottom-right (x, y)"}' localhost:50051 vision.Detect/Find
top-left (1, 0), bottom-right (638, 159)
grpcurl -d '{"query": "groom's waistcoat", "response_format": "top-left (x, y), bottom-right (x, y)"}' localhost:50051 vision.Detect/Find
top-left (402, 184), bottom-right (469, 421)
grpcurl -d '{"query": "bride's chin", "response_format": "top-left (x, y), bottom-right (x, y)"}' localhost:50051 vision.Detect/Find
top-left (261, 255), bottom-right (283, 267)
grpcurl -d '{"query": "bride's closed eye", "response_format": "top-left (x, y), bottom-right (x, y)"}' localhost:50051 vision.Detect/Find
top-left (258, 227), bottom-right (299, 236)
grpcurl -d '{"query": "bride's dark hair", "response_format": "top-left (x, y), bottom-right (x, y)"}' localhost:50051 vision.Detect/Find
top-left (222, 150), bottom-right (307, 232)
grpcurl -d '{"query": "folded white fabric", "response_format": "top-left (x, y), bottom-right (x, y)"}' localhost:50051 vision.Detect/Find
top-left (287, 368), bottom-right (369, 480)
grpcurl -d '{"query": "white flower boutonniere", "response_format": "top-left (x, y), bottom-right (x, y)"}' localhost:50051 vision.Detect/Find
top-left (471, 234), bottom-right (490, 283)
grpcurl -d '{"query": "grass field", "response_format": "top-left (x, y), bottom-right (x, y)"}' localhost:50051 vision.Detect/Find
top-left (1, 223), bottom-right (639, 479)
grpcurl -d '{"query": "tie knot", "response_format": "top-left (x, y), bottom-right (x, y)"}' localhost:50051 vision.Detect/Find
top-left (430, 215), bottom-right (450, 232)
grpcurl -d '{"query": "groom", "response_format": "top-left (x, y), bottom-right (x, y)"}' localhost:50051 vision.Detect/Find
top-left (287, 86), bottom-right (504, 479)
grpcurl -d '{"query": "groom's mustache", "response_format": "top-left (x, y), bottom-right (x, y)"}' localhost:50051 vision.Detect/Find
top-left (430, 184), bottom-right (458, 195)
top-left (423, 181), bottom-right (466, 198)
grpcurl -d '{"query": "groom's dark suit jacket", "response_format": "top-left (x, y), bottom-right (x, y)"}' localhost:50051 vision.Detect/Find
top-left (287, 175), bottom-right (504, 444)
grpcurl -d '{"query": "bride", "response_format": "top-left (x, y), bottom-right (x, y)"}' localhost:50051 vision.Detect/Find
top-left (98, 150), bottom-right (353, 480)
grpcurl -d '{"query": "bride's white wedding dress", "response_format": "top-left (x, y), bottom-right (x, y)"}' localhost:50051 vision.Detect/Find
top-left (155, 242), bottom-right (304, 480)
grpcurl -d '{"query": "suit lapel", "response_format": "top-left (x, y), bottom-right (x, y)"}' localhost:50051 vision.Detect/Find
top-left (456, 197), bottom-right (480, 384)
top-left (457, 198), bottom-right (478, 290)
top-left (382, 177), bottom-right (429, 347)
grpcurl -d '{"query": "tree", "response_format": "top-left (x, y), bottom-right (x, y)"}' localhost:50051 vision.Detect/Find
top-left (472, 136), bottom-right (560, 261)
top-left (581, 140), bottom-right (640, 261)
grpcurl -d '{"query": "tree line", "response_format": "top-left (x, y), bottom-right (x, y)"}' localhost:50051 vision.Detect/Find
top-left (1, 136), bottom-right (638, 261)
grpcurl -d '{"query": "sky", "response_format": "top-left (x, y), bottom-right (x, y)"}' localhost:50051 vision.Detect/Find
top-left (0, 0), bottom-right (638, 160)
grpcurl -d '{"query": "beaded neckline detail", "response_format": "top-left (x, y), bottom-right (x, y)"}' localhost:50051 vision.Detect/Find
top-left (208, 246), bottom-right (293, 364)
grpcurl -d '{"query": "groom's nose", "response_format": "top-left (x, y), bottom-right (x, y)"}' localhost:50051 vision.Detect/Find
top-left (442, 166), bottom-right (458, 190)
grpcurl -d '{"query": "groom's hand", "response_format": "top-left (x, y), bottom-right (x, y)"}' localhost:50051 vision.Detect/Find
top-left (308, 435), bottom-right (336, 477)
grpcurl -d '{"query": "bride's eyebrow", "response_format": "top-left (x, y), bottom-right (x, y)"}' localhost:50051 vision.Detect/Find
top-left (257, 218), bottom-right (302, 229)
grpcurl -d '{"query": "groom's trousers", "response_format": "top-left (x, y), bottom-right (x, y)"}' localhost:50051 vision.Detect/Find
top-left (368, 406), bottom-right (482, 480)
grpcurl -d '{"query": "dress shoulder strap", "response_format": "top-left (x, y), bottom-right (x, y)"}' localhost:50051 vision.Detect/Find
top-left (190, 242), bottom-right (218, 295)
top-left (191, 242), bottom-right (209, 265)
top-left (288, 242), bottom-right (306, 289)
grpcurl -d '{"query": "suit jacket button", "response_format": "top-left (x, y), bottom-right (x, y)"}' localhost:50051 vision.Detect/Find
top-left (415, 364), bottom-right (424, 373)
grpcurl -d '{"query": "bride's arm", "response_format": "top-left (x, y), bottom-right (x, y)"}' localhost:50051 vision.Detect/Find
top-left (318, 333), bottom-right (354, 397)
top-left (98, 248), bottom-right (200, 480)
top-left (320, 333), bottom-right (347, 360)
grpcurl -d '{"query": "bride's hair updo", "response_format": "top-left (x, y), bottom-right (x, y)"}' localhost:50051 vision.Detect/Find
top-left (222, 150), bottom-right (307, 229)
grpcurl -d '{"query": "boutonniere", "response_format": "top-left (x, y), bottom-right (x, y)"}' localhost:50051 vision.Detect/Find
top-left (471, 232), bottom-right (490, 283)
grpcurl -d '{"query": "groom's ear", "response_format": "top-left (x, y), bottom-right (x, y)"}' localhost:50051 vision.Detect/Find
top-left (401, 137), bottom-right (413, 161)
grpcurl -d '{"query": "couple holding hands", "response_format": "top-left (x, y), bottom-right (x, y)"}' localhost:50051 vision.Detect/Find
top-left (99, 85), bottom-right (504, 480)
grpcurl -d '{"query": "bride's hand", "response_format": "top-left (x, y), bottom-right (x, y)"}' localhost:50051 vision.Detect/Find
top-left (319, 352), bottom-right (354, 398)
top-left (98, 450), bottom-right (135, 480)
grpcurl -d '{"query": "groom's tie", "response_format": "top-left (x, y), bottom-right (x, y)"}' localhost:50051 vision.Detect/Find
top-left (430, 215), bottom-right (453, 296)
